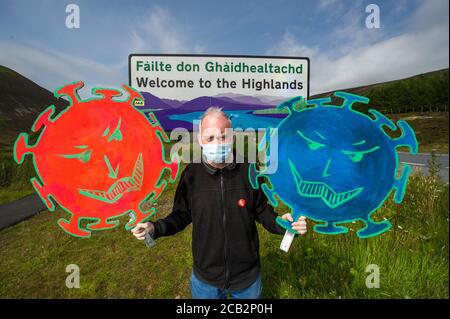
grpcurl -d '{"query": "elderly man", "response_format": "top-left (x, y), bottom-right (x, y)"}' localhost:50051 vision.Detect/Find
top-left (132, 107), bottom-right (307, 299)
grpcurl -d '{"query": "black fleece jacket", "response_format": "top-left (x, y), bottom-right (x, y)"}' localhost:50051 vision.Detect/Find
top-left (152, 159), bottom-right (285, 291)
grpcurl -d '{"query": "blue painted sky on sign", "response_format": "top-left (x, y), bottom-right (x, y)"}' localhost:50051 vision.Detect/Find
top-left (0, 0), bottom-right (448, 95)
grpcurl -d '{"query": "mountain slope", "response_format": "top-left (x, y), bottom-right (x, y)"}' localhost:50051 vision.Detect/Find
top-left (139, 92), bottom-right (172, 109)
top-left (0, 65), bottom-right (68, 141)
top-left (177, 95), bottom-right (270, 111)
top-left (310, 68), bottom-right (448, 113)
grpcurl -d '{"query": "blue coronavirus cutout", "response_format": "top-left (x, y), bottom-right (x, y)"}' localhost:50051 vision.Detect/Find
top-left (249, 92), bottom-right (418, 238)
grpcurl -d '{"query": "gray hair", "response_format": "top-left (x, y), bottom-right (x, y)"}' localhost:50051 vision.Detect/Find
top-left (200, 106), bottom-right (232, 126)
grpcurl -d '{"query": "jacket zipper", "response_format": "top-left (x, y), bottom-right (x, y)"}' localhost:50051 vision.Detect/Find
top-left (220, 171), bottom-right (230, 289)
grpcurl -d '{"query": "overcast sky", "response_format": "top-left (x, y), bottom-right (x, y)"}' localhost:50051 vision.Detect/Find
top-left (0, 0), bottom-right (448, 95)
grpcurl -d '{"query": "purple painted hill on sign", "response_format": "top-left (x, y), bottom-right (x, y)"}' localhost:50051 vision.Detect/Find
top-left (137, 92), bottom-right (287, 130)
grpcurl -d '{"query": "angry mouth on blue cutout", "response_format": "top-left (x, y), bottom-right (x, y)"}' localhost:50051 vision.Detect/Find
top-left (288, 160), bottom-right (363, 209)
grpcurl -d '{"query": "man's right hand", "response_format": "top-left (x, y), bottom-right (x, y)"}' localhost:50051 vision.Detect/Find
top-left (131, 222), bottom-right (154, 240)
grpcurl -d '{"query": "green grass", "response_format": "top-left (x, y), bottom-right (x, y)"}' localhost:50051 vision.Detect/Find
top-left (0, 169), bottom-right (448, 298)
top-left (0, 160), bottom-right (36, 204)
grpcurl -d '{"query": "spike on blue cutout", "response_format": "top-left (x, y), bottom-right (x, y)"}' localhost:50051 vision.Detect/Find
top-left (334, 91), bottom-right (369, 109)
top-left (314, 222), bottom-right (348, 235)
top-left (292, 98), bottom-right (308, 112)
top-left (394, 120), bottom-right (419, 154)
top-left (248, 163), bottom-right (260, 189)
top-left (307, 97), bottom-right (331, 108)
top-left (257, 126), bottom-right (277, 156)
top-left (357, 218), bottom-right (391, 238)
top-left (393, 164), bottom-right (412, 203)
top-left (368, 109), bottom-right (397, 131)
top-left (276, 96), bottom-right (303, 112)
top-left (261, 182), bottom-right (279, 207)
top-left (248, 91), bottom-right (418, 239)
top-left (258, 129), bottom-right (269, 152)
top-left (259, 127), bottom-right (279, 173)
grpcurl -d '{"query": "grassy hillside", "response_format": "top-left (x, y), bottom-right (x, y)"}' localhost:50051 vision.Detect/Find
top-left (390, 112), bottom-right (448, 153)
top-left (365, 69), bottom-right (448, 114)
top-left (0, 65), bottom-right (68, 145)
top-left (311, 68), bottom-right (449, 114)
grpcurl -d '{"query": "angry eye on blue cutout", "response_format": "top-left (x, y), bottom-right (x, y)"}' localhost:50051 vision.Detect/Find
top-left (341, 146), bottom-right (380, 163)
top-left (297, 130), bottom-right (325, 150)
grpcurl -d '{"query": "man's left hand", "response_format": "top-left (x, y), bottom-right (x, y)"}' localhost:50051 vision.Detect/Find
top-left (280, 214), bottom-right (307, 235)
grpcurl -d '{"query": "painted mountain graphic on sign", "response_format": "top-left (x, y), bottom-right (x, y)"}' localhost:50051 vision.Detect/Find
top-left (136, 92), bottom-right (282, 130)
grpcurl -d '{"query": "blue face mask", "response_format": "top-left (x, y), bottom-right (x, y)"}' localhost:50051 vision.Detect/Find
top-left (202, 143), bottom-right (232, 164)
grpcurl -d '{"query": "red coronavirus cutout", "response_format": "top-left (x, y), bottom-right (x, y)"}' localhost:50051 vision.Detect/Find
top-left (13, 81), bottom-right (179, 238)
